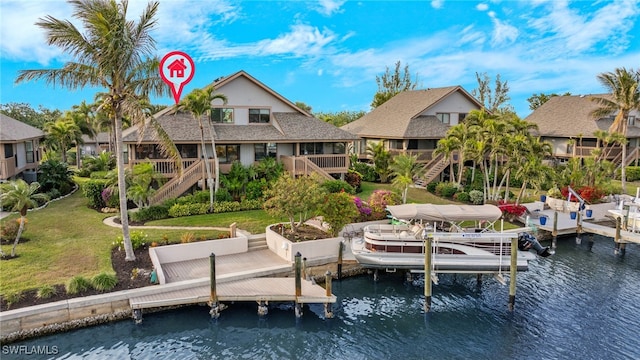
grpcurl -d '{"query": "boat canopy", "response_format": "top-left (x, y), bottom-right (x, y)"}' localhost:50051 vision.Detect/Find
top-left (386, 204), bottom-right (503, 222)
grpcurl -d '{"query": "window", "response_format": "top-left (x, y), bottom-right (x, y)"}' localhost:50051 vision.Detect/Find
top-left (436, 113), bottom-right (450, 124)
top-left (327, 142), bottom-right (345, 154)
top-left (216, 145), bottom-right (240, 163)
top-left (254, 143), bottom-right (277, 161)
top-left (177, 144), bottom-right (198, 158)
top-left (25, 141), bottom-right (34, 163)
top-left (135, 144), bottom-right (162, 159)
top-left (628, 116), bottom-right (636, 126)
top-left (249, 109), bottom-right (270, 123)
top-left (211, 108), bottom-right (234, 123)
top-left (4, 144), bottom-right (13, 158)
top-left (300, 142), bottom-right (324, 155)
top-left (459, 113), bottom-right (468, 122)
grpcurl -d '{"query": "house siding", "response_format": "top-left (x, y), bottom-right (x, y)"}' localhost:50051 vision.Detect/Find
top-left (419, 91), bottom-right (478, 126)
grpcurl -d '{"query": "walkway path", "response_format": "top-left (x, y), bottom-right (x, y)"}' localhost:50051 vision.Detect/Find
top-left (102, 216), bottom-right (252, 236)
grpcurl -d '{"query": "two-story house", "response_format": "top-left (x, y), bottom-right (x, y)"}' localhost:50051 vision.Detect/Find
top-left (0, 114), bottom-right (45, 182)
top-left (122, 70), bottom-right (358, 203)
top-left (524, 94), bottom-right (640, 166)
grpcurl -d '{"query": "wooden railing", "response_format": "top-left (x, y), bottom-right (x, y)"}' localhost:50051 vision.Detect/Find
top-left (0, 156), bottom-right (16, 180)
top-left (280, 154), bottom-right (348, 179)
top-left (130, 158), bottom-right (199, 178)
top-left (422, 153), bottom-right (449, 184)
top-left (149, 160), bottom-right (204, 205)
top-left (388, 149), bottom-right (436, 163)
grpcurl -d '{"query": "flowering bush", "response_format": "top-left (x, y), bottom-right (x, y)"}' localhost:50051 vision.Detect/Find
top-left (497, 200), bottom-right (527, 221)
top-left (368, 190), bottom-right (401, 220)
top-left (353, 196), bottom-right (373, 221)
top-left (560, 186), bottom-right (605, 203)
top-left (113, 230), bottom-right (148, 250)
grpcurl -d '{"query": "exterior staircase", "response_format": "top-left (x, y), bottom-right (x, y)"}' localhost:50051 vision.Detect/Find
top-left (149, 160), bottom-right (204, 205)
top-left (612, 146), bottom-right (640, 169)
top-left (420, 153), bottom-right (450, 185)
top-left (247, 234), bottom-right (268, 251)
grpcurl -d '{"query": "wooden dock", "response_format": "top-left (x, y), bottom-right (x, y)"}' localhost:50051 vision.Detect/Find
top-left (533, 209), bottom-right (640, 244)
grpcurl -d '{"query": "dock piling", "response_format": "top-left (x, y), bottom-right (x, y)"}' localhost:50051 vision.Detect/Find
top-left (615, 217), bottom-right (621, 255)
top-left (324, 271), bottom-right (333, 318)
top-left (576, 211), bottom-right (582, 245)
top-left (552, 211), bottom-right (558, 249)
top-left (295, 252), bottom-right (303, 318)
top-left (337, 242), bottom-right (344, 280)
top-left (209, 253), bottom-right (220, 319)
top-left (257, 300), bottom-right (268, 316)
top-left (424, 236), bottom-right (433, 313)
top-left (508, 237), bottom-right (517, 311)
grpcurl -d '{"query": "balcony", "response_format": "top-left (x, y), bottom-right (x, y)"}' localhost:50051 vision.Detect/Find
top-left (0, 156), bottom-right (16, 180)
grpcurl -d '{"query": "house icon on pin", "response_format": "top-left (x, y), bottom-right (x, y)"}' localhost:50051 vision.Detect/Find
top-left (167, 59), bottom-right (187, 78)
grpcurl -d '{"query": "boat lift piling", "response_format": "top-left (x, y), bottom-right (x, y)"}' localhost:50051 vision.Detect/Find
top-left (576, 210), bottom-right (583, 245)
top-left (209, 253), bottom-right (220, 319)
top-left (552, 211), bottom-right (558, 249)
top-left (423, 236), bottom-right (433, 313)
top-left (324, 271), bottom-right (333, 318)
top-left (508, 238), bottom-right (517, 311)
top-left (294, 252), bottom-right (303, 318)
top-left (337, 242), bottom-right (343, 281)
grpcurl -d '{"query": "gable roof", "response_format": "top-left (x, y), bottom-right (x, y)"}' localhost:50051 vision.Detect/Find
top-left (0, 114), bottom-right (45, 142)
top-left (341, 86), bottom-right (482, 139)
top-left (524, 95), bottom-right (640, 138)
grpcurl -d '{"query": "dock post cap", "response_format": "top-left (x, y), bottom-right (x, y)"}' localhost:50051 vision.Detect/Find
top-left (295, 251), bottom-right (302, 257)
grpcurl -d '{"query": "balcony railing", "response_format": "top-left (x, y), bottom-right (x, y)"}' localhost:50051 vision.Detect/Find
top-left (280, 154), bottom-right (349, 178)
top-left (0, 156), bottom-right (16, 180)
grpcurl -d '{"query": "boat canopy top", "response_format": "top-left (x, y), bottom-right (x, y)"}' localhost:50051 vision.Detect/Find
top-left (386, 204), bottom-right (503, 222)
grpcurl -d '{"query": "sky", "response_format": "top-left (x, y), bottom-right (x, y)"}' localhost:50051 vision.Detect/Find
top-left (1, 0), bottom-right (640, 119)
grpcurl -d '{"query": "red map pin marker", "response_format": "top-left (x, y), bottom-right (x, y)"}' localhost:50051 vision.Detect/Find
top-left (159, 51), bottom-right (195, 104)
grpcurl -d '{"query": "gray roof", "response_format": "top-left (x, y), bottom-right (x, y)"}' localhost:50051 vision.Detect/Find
top-left (524, 95), bottom-right (640, 138)
top-left (123, 112), bottom-right (357, 143)
top-left (0, 114), bottom-right (45, 142)
top-left (81, 132), bottom-right (110, 143)
top-left (341, 86), bottom-right (482, 139)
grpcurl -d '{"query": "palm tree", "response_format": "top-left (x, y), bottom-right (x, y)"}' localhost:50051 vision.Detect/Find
top-left (590, 68), bottom-right (640, 194)
top-left (0, 180), bottom-right (49, 257)
top-left (434, 137), bottom-right (460, 184)
top-left (16, 0), bottom-right (177, 261)
top-left (175, 87), bottom-right (227, 210)
top-left (366, 141), bottom-right (392, 182)
top-left (44, 116), bottom-right (82, 163)
top-left (389, 154), bottom-right (423, 204)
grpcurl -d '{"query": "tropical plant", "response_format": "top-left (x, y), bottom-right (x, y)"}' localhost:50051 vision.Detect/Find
top-left (36, 284), bottom-right (57, 299)
top-left (318, 192), bottom-right (359, 237)
top-left (0, 180), bottom-right (49, 257)
top-left (44, 115), bottom-right (82, 163)
top-left (126, 161), bottom-right (164, 208)
top-left (83, 151), bottom-right (115, 172)
top-left (263, 173), bottom-right (325, 234)
top-left (91, 272), bottom-right (118, 291)
top-left (590, 67), bottom-right (640, 194)
top-left (16, 0), bottom-right (179, 261)
top-left (66, 275), bottom-right (92, 295)
top-left (175, 87), bottom-right (228, 210)
top-left (389, 154), bottom-right (423, 204)
top-left (366, 141), bottom-right (392, 183)
top-left (38, 159), bottom-right (75, 196)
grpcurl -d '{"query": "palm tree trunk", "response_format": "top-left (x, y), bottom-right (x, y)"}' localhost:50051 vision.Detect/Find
top-left (115, 115), bottom-right (135, 261)
top-left (621, 143), bottom-right (627, 194)
top-left (206, 120), bottom-right (220, 201)
top-left (515, 181), bottom-right (527, 205)
top-left (11, 216), bottom-right (26, 257)
top-left (198, 123), bottom-right (214, 211)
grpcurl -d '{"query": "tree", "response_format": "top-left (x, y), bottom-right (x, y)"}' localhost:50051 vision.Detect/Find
top-left (318, 192), bottom-right (359, 237)
top-left (44, 115), bottom-right (82, 163)
top-left (0, 180), bottom-right (49, 257)
top-left (0, 102), bottom-right (61, 129)
top-left (176, 87), bottom-right (227, 210)
top-left (294, 101), bottom-right (312, 114)
top-left (366, 141), bottom-right (392, 183)
top-left (389, 154), bottom-right (423, 204)
top-left (126, 161), bottom-right (164, 208)
top-left (590, 67), bottom-right (640, 194)
top-left (371, 61), bottom-right (420, 108)
top-left (16, 0), bottom-right (178, 261)
top-left (471, 72), bottom-right (512, 113)
top-left (263, 174), bottom-right (325, 235)
top-left (527, 92), bottom-right (571, 111)
top-left (315, 110), bottom-right (366, 127)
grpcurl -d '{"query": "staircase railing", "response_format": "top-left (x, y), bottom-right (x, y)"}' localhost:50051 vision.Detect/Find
top-left (149, 160), bottom-right (204, 205)
top-left (421, 153), bottom-right (450, 184)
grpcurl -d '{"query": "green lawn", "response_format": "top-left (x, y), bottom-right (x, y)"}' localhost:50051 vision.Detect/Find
top-left (146, 210), bottom-right (287, 235)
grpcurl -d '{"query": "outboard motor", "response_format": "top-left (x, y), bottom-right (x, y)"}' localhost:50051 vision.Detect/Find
top-left (518, 232), bottom-right (553, 257)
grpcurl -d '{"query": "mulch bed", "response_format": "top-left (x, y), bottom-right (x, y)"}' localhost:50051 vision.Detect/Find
top-left (0, 246), bottom-right (154, 311)
top-left (269, 223), bottom-right (330, 241)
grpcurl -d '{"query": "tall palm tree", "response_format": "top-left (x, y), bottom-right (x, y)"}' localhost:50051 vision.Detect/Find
top-left (434, 137), bottom-right (460, 184)
top-left (0, 180), bottom-right (49, 257)
top-left (591, 67), bottom-right (640, 194)
top-left (174, 87), bottom-right (227, 210)
top-left (389, 154), bottom-right (423, 204)
top-left (16, 0), bottom-right (177, 261)
top-left (44, 116), bottom-right (82, 163)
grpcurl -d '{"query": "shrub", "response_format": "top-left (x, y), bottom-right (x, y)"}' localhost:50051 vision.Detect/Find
top-left (113, 230), bottom-right (148, 250)
top-left (90, 171), bottom-right (110, 179)
top-left (318, 192), bottom-right (360, 236)
top-left (353, 196), bottom-right (373, 221)
top-left (345, 170), bottom-right (362, 192)
top-left (497, 200), bottom-right (527, 221)
top-left (3, 291), bottom-right (22, 308)
top-left (469, 190), bottom-right (484, 205)
top-left (321, 179), bottom-right (355, 194)
top-left (193, 190), bottom-right (210, 203)
top-left (215, 188), bottom-right (233, 202)
top-left (239, 199), bottom-right (263, 211)
top-left (180, 232), bottom-right (195, 243)
top-left (426, 182), bottom-right (438, 193)
top-left (168, 203), bottom-right (209, 217)
top-left (1, 220), bottom-right (20, 241)
top-left (212, 201), bottom-right (241, 213)
top-left (81, 179), bottom-right (109, 209)
top-left (66, 276), bottom-right (92, 295)
top-left (435, 182), bottom-right (459, 198)
top-left (92, 272), bottom-right (118, 291)
top-left (36, 284), bottom-right (57, 299)
top-left (455, 192), bottom-right (471, 203)
top-left (352, 162), bottom-right (378, 182)
top-left (626, 166), bottom-right (640, 182)
top-left (246, 179), bottom-right (268, 200)
top-left (130, 205), bottom-right (170, 223)
top-left (369, 190), bottom-right (401, 219)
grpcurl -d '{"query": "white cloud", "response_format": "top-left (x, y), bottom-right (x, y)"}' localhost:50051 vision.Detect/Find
top-left (476, 3), bottom-right (489, 11)
top-left (487, 12), bottom-right (519, 47)
top-left (431, 0), bottom-right (444, 9)
top-left (315, 0), bottom-right (346, 16)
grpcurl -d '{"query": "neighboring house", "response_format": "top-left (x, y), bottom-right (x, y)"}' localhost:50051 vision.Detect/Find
top-left (524, 94), bottom-right (640, 166)
top-left (123, 70), bottom-right (358, 204)
top-left (80, 132), bottom-right (111, 156)
top-left (0, 114), bottom-right (45, 182)
top-left (341, 86), bottom-right (484, 163)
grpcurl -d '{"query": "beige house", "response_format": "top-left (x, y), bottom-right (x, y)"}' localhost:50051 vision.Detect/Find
top-left (342, 86), bottom-right (483, 162)
top-left (122, 70), bottom-right (358, 204)
top-left (524, 94), bottom-right (640, 166)
top-left (0, 114), bottom-right (45, 182)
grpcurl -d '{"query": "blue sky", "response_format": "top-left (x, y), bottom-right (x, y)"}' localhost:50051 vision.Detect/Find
top-left (1, 0), bottom-right (640, 118)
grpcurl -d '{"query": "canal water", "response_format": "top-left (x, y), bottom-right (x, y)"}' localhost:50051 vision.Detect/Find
top-left (4, 235), bottom-right (640, 359)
